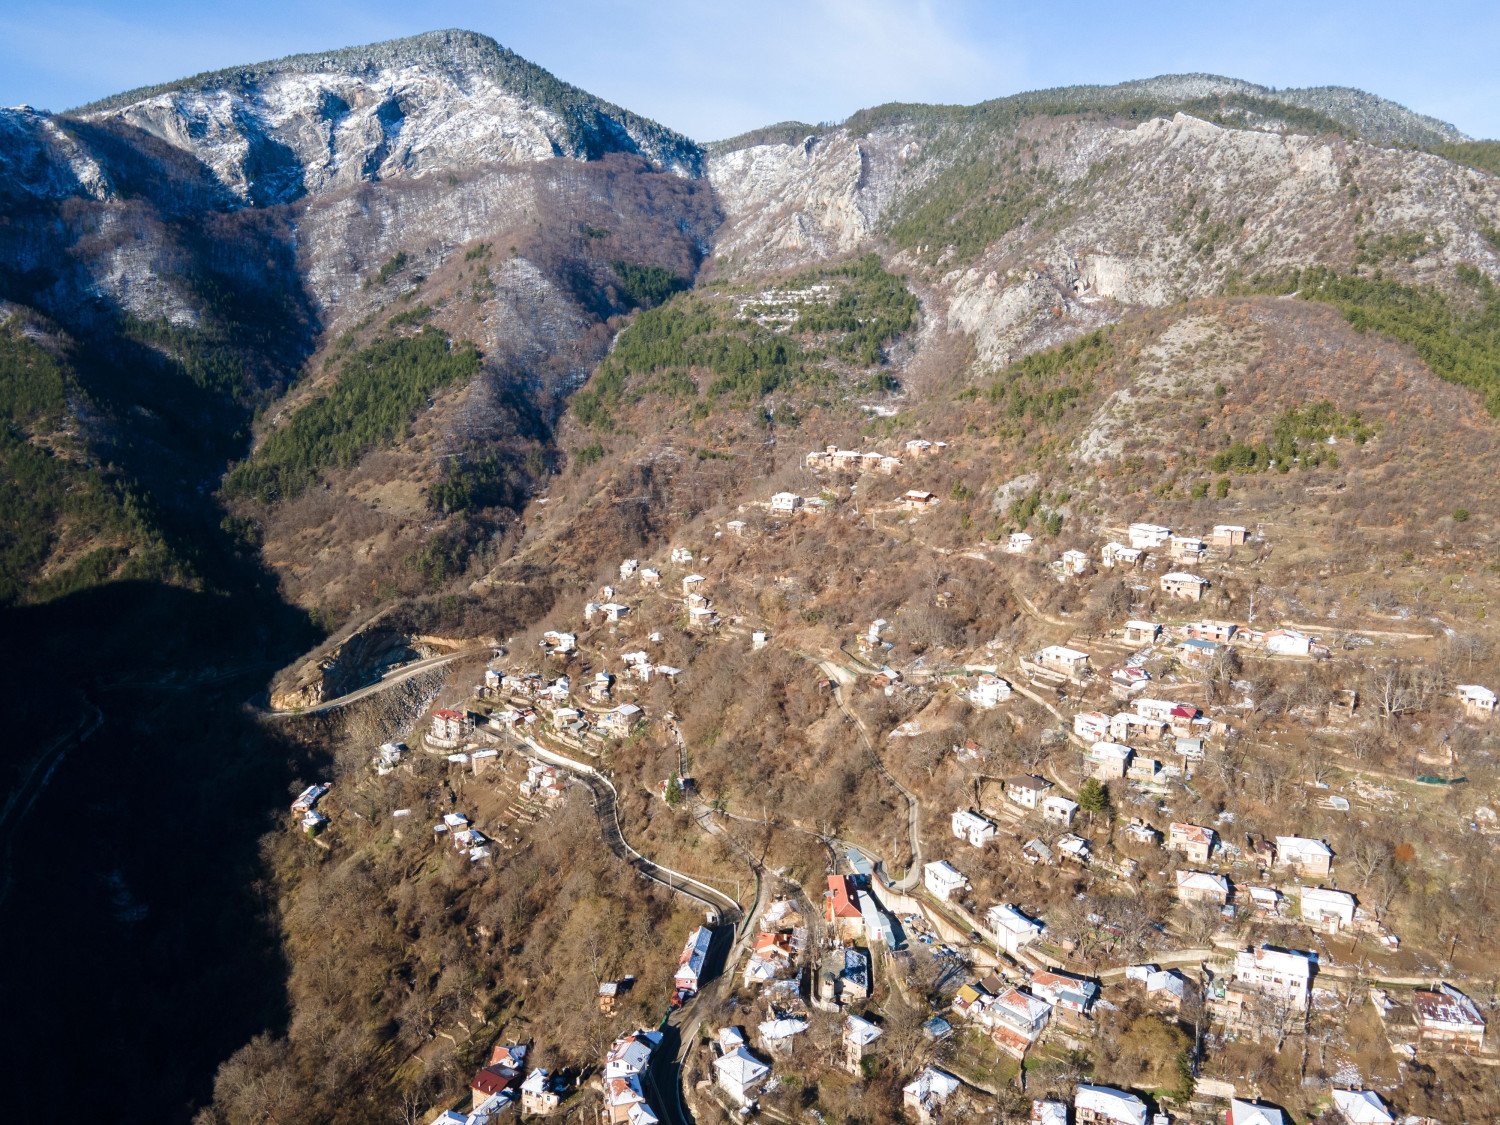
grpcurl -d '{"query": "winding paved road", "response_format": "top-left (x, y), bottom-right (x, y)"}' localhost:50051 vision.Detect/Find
top-left (516, 736), bottom-right (741, 922)
top-left (257, 647), bottom-right (489, 719)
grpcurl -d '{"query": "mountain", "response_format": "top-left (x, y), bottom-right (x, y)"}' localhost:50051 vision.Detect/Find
top-left (74, 28), bottom-right (703, 202)
top-left (3, 29), bottom-right (1500, 1124)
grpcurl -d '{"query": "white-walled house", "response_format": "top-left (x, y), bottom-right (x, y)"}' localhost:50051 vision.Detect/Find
top-left (714, 1043), bottom-right (771, 1106)
top-left (969, 673), bottom-right (1013, 708)
top-left (1299, 887), bottom-right (1356, 931)
top-left (903, 1067), bottom-right (961, 1124)
top-left (986, 904), bottom-right (1044, 953)
top-left (770, 491), bottom-right (803, 514)
top-left (1330, 1089), bottom-right (1393, 1125)
top-left (1006, 775), bottom-right (1052, 810)
top-left (923, 860), bottom-right (970, 902)
top-left (1128, 523), bottom-right (1172, 550)
top-left (1075, 1084), bottom-right (1149, 1125)
top-left (1265, 628), bottom-right (1312, 656)
top-left (1458, 684), bottom-right (1497, 720)
top-left (951, 809), bottom-right (998, 847)
top-left (1074, 711), bottom-right (1111, 741)
top-left (1160, 572), bottom-right (1209, 601)
top-left (1035, 644), bottom-right (1091, 678)
top-left (1233, 945), bottom-right (1315, 1010)
top-left (1042, 794), bottom-right (1079, 825)
top-left (1275, 836), bottom-right (1333, 877)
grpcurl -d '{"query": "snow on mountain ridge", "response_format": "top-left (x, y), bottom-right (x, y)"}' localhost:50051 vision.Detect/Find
top-left (73, 29), bottom-right (703, 205)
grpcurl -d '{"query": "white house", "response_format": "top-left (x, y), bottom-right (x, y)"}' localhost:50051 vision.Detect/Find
top-left (1035, 644), bottom-right (1091, 678)
top-left (1228, 1099), bottom-right (1286, 1125)
top-left (923, 860), bottom-right (969, 902)
top-left (1458, 684), bottom-right (1498, 720)
top-left (619, 559), bottom-right (639, 580)
top-left (1160, 572), bottom-right (1209, 601)
top-left (843, 1014), bottom-right (883, 1073)
top-left (757, 1016), bottom-right (808, 1054)
top-left (1413, 983), bottom-right (1486, 1049)
top-left (1132, 697), bottom-right (1176, 722)
top-left (1057, 834), bottom-right (1091, 864)
top-left (1127, 522), bottom-right (1172, 550)
top-left (968, 673), bottom-right (1012, 708)
top-left (1234, 945), bottom-right (1315, 1010)
top-left (1008, 531), bottom-right (1035, 553)
top-left (1060, 549), bottom-right (1090, 575)
top-left (1006, 774), bottom-right (1052, 810)
top-left (1042, 794), bottom-right (1079, 825)
top-left (1264, 629), bottom-right (1312, 656)
top-left (1299, 886), bottom-right (1356, 931)
top-left (1170, 535), bottom-right (1207, 563)
top-left (951, 809), bottom-right (998, 847)
top-left (1033, 1101), bottom-right (1069, 1125)
top-left (770, 492), bottom-right (802, 514)
top-left (987, 987), bottom-right (1054, 1057)
top-left (1175, 870), bottom-right (1231, 905)
top-left (670, 546), bottom-right (693, 564)
top-left (903, 1067), bottom-right (960, 1124)
top-left (542, 630), bottom-right (576, 653)
top-left (1123, 620), bottom-right (1161, 645)
top-left (1102, 542), bottom-right (1143, 569)
top-left (1330, 1089), bottom-right (1393, 1125)
top-left (1091, 741), bottom-right (1133, 779)
top-left (1275, 836), bottom-right (1333, 877)
top-left (1075, 1085), bottom-right (1148, 1125)
top-left (1074, 711), bottom-right (1111, 741)
top-left (986, 904), bottom-right (1044, 953)
top-left (520, 1069), bottom-right (561, 1116)
top-left (714, 1043), bottom-right (770, 1106)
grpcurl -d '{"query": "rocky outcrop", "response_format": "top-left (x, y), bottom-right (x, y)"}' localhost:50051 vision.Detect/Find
top-left (74, 29), bottom-right (703, 206)
top-left (269, 619), bottom-right (416, 711)
top-left (707, 127), bottom-right (924, 273)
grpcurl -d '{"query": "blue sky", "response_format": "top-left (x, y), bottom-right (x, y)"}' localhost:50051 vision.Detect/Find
top-left (4, 1), bottom-right (1498, 139)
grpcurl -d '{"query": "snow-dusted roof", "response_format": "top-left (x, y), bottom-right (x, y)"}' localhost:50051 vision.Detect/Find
top-left (1074, 1084), bottom-right (1148, 1125)
top-left (1331, 1089), bottom-right (1393, 1124)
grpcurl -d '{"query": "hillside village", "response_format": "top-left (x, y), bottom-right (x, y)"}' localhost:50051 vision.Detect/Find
top-left (10, 24), bottom-right (1500, 1125)
top-left (281, 428), bottom-right (1500, 1125)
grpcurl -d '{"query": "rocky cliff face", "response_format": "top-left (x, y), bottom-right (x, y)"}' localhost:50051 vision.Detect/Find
top-left (707, 127), bottom-right (924, 273)
top-left (705, 109), bottom-right (1500, 369)
top-left (74, 29), bottom-right (703, 205)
